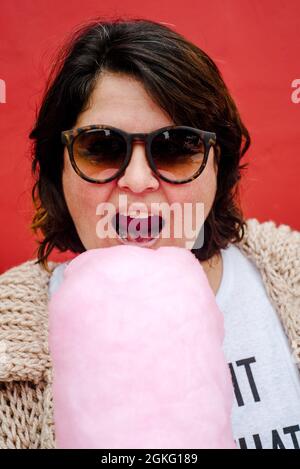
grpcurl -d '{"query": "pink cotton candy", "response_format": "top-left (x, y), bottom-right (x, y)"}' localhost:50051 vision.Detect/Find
top-left (48, 245), bottom-right (236, 449)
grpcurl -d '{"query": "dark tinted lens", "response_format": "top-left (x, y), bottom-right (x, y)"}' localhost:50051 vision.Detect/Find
top-left (73, 129), bottom-right (127, 180)
top-left (151, 128), bottom-right (206, 181)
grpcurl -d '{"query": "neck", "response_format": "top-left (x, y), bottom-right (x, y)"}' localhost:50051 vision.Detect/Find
top-left (200, 252), bottom-right (223, 296)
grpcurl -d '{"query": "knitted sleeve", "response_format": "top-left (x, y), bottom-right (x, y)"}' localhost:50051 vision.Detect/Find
top-left (0, 259), bottom-right (57, 448)
top-left (0, 259), bottom-right (56, 382)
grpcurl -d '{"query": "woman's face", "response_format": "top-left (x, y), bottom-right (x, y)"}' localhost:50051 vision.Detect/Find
top-left (62, 71), bottom-right (218, 251)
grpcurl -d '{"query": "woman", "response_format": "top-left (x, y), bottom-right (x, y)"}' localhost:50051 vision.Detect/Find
top-left (0, 17), bottom-right (299, 449)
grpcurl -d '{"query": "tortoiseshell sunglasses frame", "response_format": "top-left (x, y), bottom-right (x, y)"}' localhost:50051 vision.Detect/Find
top-left (61, 124), bottom-right (217, 185)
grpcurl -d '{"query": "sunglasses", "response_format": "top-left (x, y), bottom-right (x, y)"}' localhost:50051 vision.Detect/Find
top-left (61, 124), bottom-right (217, 185)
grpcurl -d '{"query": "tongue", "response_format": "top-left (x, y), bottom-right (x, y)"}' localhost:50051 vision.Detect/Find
top-left (119, 215), bottom-right (163, 240)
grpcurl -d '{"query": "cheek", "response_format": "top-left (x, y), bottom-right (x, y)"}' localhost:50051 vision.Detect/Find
top-left (62, 153), bottom-right (113, 232)
top-left (165, 149), bottom-right (218, 218)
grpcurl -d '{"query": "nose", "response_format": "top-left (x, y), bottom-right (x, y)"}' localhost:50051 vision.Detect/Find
top-left (117, 142), bottom-right (160, 193)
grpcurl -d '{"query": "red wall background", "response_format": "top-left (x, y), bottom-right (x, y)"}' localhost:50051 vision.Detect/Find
top-left (0, 0), bottom-right (299, 273)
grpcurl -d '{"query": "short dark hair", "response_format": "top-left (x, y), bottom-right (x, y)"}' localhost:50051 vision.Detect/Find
top-left (29, 16), bottom-right (251, 272)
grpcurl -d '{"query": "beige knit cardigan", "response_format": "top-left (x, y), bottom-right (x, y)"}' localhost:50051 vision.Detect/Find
top-left (0, 218), bottom-right (299, 449)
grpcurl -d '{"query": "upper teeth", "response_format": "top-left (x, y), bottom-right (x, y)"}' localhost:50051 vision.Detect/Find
top-left (120, 213), bottom-right (150, 218)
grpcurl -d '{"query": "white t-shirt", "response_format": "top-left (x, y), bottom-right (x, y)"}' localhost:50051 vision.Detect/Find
top-left (48, 244), bottom-right (300, 449)
top-left (215, 244), bottom-right (300, 449)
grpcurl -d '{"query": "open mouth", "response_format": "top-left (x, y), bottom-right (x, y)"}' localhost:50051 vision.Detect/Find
top-left (111, 212), bottom-right (165, 244)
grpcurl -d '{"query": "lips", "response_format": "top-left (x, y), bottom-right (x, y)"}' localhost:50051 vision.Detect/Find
top-left (112, 212), bottom-right (165, 242)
